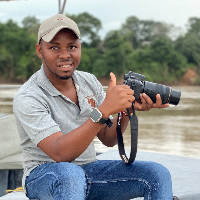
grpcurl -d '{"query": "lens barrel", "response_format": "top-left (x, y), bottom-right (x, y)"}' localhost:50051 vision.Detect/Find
top-left (142, 81), bottom-right (181, 105)
top-left (168, 89), bottom-right (181, 105)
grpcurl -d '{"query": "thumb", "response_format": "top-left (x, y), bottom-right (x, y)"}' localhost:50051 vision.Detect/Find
top-left (108, 72), bottom-right (116, 88)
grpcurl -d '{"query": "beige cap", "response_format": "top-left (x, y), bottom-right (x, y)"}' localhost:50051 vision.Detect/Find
top-left (38, 14), bottom-right (80, 43)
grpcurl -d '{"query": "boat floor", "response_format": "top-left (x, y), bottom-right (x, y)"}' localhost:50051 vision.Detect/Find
top-left (1, 150), bottom-right (200, 200)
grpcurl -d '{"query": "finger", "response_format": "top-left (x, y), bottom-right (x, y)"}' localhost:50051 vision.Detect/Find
top-left (159, 103), bottom-right (169, 108)
top-left (123, 87), bottom-right (135, 96)
top-left (121, 84), bottom-right (132, 89)
top-left (128, 95), bottom-right (135, 103)
top-left (108, 72), bottom-right (116, 88)
top-left (153, 94), bottom-right (168, 108)
top-left (136, 94), bottom-right (146, 110)
top-left (142, 93), bottom-right (153, 106)
top-left (155, 94), bottom-right (162, 106)
top-left (153, 103), bottom-right (169, 108)
top-left (139, 93), bottom-right (146, 104)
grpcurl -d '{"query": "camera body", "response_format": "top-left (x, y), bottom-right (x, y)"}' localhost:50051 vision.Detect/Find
top-left (123, 71), bottom-right (181, 105)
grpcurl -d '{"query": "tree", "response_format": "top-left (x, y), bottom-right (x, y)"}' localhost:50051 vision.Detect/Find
top-left (22, 16), bottom-right (40, 38)
top-left (175, 17), bottom-right (200, 67)
top-left (175, 34), bottom-right (200, 66)
top-left (0, 46), bottom-right (14, 80)
top-left (187, 17), bottom-right (200, 38)
top-left (150, 38), bottom-right (187, 81)
top-left (121, 16), bottom-right (172, 48)
top-left (66, 12), bottom-right (102, 47)
top-left (124, 38), bottom-right (187, 83)
top-left (0, 19), bottom-right (41, 82)
top-left (22, 16), bottom-right (40, 29)
top-left (102, 30), bottom-right (133, 78)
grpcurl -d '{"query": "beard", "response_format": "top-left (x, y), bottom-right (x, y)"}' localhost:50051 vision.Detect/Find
top-left (54, 73), bottom-right (72, 80)
top-left (43, 56), bottom-right (73, 80)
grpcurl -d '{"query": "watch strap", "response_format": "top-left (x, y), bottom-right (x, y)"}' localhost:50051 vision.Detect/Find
top-left (98, 117), bottom-right (107, 124)
top-left (99, 117), bottom-right (113, 128)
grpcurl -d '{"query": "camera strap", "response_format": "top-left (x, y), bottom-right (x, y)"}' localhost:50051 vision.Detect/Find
top-left (117, 103), bottom-right (138, 164)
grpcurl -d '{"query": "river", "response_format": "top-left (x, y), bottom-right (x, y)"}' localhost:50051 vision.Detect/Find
top-left (0, 85), bottom-right (200, 159)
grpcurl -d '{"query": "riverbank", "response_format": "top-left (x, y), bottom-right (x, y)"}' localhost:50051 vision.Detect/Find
top-left (98, 67), bottom-right (200, 86)
top-left (0, 67), bottom-right (199, 86)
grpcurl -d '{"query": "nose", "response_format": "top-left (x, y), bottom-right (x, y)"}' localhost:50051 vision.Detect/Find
top-left (58, 49), bottom-right (70, 59)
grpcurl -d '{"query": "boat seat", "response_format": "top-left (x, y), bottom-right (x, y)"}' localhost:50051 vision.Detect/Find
top-left (0, 115), bottom-right (23, 197)
top-left (0, 115), bottom-right (22, 170)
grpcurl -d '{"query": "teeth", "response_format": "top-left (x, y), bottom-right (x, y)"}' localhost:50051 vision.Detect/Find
top-left (62, 65), bottom-right (70, 68)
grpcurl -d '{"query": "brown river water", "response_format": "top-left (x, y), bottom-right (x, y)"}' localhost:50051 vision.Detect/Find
top-left (0, 85), bottom-right (200, 159)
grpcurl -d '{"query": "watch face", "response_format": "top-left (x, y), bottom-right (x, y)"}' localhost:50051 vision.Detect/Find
top-left (90, 109), bottom-right (102, 122)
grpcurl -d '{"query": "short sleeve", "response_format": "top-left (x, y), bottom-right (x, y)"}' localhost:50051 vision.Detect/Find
top-left (13, 94), bottom-right (61, 145)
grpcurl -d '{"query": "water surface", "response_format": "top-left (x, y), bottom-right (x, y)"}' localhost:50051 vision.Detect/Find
top-left (0, 85), bottom-right (200, 159)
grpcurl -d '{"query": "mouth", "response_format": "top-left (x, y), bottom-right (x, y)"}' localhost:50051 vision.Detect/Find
top-left (59, 64), bottom-right (72, 70)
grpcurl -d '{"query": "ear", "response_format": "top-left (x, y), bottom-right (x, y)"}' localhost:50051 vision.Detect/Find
top-left (36, 43), bottom-right (43, 59)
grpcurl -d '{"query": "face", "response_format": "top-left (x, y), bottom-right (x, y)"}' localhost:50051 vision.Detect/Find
top-left (36, 29), bottom-right (81, 82)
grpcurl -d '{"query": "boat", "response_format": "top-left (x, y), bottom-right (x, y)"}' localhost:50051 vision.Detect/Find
top-left (0, 115), bottom-right (200, 200)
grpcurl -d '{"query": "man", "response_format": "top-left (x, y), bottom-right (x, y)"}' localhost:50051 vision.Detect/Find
top-left (13, 14), bottom-right (174, 200)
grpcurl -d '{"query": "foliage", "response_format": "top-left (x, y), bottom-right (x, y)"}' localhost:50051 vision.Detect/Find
top-left (174, 17), bottom-right (200, 70)
top-left (0, 18), bottom-right (41, 82)
top-left (0, 13), bottom-right (199, 84)
top-left (121, 16), bottom-right (171, 48)
top-left (66, 12), bottom-right (102, 47)
top-left (175, 34), bottom-right (200, 67)
top-left (102, 30), bottom-right (133, 78)
top-left (22, 16), bottom-right (40, 38)
top-left (187, 17), bottom-right (200, 38)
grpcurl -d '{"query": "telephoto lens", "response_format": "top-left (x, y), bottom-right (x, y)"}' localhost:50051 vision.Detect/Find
top-left (123, 71), bottom-right (181, 106)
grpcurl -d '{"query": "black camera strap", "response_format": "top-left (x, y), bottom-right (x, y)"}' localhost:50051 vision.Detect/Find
top-left (117, 104), bottom-right (138, 164)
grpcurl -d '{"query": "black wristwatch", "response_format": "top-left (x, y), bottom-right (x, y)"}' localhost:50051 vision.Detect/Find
top-left (90, 108), bottom-right (113, 128)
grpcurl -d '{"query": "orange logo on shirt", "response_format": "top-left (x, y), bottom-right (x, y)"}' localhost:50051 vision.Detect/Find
top-left (86, 95), bottom-right (95, 109)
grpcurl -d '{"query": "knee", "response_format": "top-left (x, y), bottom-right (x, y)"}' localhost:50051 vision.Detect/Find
top-left (148, 162), bottom-right (172, 186)
top-left (51, 162), bottom-right (86, 183)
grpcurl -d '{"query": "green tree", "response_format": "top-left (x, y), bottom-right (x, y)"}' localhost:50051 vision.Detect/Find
top-left (67, 12), bottom-right (102, 47)
top-left (0, 19), bottom-right (41, 82)
top-left (22, 16), bottom-right (40, 38)
top-left (0, 46), bottom-right (15, 80)
top-left (121, 16), bottom-right (171, 48)
top-left (175, 34), bottom-right (200, 66)
top-left (102, 30), bottom-right (133, 78)
top-left (150, 38), bottom-right (187, 81)
top-left (125, 38), bottom-right (187, 83)
top-left (187, 17), bottom-right (200, 38)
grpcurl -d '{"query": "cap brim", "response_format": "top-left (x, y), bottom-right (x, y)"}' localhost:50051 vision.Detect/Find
top-left (42, 26), bottom-right (80, 42)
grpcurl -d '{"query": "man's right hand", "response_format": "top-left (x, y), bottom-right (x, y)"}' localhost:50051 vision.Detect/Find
top-left (98, 72), bottom-right (135, 119)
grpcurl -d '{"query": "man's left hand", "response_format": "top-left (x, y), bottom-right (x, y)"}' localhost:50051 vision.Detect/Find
top-left (134, 93), bottom-right (169, 111)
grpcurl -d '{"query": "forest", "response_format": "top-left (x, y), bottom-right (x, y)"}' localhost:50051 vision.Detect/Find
top-left (0, 12), bottom-right (200, 84)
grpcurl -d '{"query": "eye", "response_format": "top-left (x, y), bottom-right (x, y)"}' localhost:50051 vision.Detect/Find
top-left (50, 46), bottom-right (58, 50)
top-left (69, 46), bottom-right (76, 50)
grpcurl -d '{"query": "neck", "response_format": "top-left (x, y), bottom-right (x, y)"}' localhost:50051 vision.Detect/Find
top-left (43, 65), bottom-right (74, 92)
top-left (50, 77), bottom-right (74, 93)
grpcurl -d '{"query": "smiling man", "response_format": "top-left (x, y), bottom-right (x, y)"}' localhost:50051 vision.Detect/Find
top-left (13, 14), bottom-right (174, 200)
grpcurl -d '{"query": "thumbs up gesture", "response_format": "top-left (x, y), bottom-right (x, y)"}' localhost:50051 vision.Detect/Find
top-left (108, 72), bottom-right (117, 88)
top-left (98, 72), bottom-right (135, 118)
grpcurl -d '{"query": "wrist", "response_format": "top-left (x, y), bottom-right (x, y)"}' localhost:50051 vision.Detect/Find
top-left (97, 106), bottom-right (110, 119)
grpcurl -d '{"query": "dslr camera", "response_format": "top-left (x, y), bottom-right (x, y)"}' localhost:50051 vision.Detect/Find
top-left (123, 71), bottom-right (181, 105)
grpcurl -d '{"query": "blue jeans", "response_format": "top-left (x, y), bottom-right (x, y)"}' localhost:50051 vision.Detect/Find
top-left (25, 160), bottom-right (173, 200)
